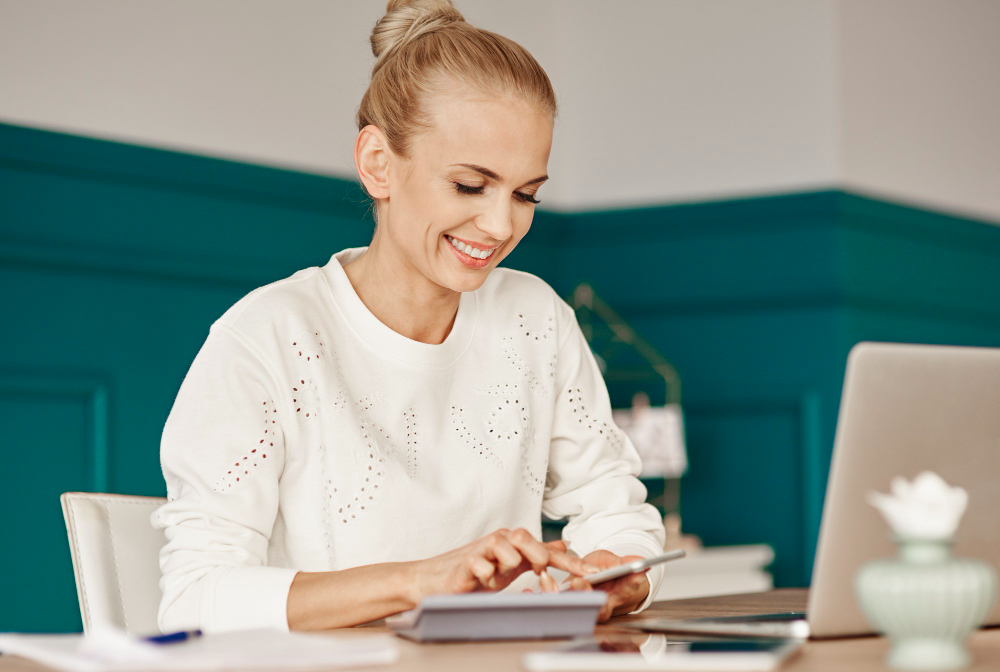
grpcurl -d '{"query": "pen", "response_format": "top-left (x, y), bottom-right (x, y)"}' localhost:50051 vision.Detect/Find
top-left (143, 629), bottom-right (202, 644)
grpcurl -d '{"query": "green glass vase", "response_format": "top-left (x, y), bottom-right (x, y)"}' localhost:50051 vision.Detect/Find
top-left (856, 537), bottom-right (998, 670)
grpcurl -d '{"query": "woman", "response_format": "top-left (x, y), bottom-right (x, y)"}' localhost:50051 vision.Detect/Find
top-left (152, 0), bottom-right (667, 633)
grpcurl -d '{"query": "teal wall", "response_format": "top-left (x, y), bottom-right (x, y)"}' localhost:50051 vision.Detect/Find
top-left (2, 122), bottom-right (999, 632)
top-left (557, 194), bottom-right (1000, 592)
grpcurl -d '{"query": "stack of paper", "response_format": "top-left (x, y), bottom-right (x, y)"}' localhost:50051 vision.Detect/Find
top-left (0, 626), bottom-right (398, 672)
top-left (653, 544), bottom-right (774, 601)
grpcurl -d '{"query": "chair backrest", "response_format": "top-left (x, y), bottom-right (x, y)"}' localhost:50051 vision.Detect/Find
top-left (60, 492), bottom-right (167, 636)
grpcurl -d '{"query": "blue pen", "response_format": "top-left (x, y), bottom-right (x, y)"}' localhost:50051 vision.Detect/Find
top-left (144, 629), bottom-right (202, 644)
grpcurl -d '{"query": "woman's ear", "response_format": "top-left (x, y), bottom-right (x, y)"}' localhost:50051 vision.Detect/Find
top-left (355, 125), bottom-right (391, 199)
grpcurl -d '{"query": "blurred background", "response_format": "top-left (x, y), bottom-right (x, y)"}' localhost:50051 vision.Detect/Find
top-left (1, 0), bottom-right (998, 632)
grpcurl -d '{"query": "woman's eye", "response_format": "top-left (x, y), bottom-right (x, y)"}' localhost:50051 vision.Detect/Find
top-left (454, 182), bottom-right (540, 205)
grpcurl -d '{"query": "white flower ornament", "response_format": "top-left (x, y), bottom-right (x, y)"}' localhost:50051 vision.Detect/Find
top-left (867, 471), bottom-right (969, 540)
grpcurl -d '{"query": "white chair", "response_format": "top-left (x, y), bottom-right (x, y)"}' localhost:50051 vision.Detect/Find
top-left (60, 492), bottom-right (167, 635)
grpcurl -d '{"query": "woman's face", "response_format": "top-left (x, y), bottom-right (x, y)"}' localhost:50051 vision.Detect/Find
top-left (377, 90), bottom-right (553, 294)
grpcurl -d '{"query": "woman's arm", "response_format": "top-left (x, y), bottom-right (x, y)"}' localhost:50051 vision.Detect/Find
top-left (543, 296), bottom-right (668, 617)
top-left (287, 563), bottom-right (416, 630)
top-left (287, 530), bottom-right (594, 630)
top-left (153, 324), bottom-right (297, 633)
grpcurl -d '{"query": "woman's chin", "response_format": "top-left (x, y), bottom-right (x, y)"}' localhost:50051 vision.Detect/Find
top-left (443, 269), bottom-right (492, 293)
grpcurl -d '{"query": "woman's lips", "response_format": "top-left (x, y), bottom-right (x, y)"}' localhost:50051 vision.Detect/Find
top-left (445, 234), bottom-right (493, 269)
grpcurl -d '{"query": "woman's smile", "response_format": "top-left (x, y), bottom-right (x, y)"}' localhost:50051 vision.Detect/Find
top-left (444, 233), bottom-right (496, 269)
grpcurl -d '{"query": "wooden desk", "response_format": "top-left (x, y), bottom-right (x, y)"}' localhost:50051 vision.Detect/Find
top-left (2, 590), bottom-right (998, 671)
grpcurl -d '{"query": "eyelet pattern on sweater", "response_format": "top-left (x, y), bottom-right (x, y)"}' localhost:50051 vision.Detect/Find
top-left (212, 399), bottom-right (279, 492)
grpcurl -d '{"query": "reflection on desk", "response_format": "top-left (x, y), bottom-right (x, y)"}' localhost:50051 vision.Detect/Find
top-left (2, 590), bottom-right (999, 671)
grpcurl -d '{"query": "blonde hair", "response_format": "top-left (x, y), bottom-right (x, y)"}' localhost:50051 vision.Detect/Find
top-left (357, 0), bottom-right (557, 160)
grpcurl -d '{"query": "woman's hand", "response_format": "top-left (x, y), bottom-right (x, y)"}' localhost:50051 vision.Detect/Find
top-left (407, 528), bottom-right (593, 603)
top-left (561, 550), bottom-right (650, 622)
top-left (287, 533), bottom-right (606, 630)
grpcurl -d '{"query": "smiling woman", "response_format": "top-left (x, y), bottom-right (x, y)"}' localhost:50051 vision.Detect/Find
top-left (150, 0), bottom-right (667, 634)
top-left (346, 91), bottom-right (552, 303)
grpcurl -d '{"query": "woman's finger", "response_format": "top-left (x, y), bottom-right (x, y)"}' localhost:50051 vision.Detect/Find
top-left (619, 570), bottom-right (649, 597)
top-left (603, 582), bottom-right (626, 610)
top-left (485, 533), bottom-right (526, 574)
top-left (546, 548), bottom-right (592, 577)
top-left (600, 571), bottom-right (650, 617)
top-left (469, 555), bottom-right (496, 587)
top-left (504, 528), bottom-right (553, 574)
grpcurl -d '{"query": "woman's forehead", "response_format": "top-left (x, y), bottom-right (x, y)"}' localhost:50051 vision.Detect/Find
top-left (416, 92), bottom-right (553, 178)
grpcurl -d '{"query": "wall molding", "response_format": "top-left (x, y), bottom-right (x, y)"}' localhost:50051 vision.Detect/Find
top-left (0, 237), bottom-right (285, 289)
top-left (682, 391), bottom-right (825, 586)
top-left (0, 122), bottom-right (371, 219)
top-left (569, 190), bottom-right (843, 240)
top-left (4, 121), bottom-right (999, 327)
top-left (798, 390), bottom-right (825, 580)
top-left (0, 371), bottom-right (112, 492)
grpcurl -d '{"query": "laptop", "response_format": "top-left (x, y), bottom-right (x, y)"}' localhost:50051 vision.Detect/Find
top-left (631, 342), bottom-right (1000, 639)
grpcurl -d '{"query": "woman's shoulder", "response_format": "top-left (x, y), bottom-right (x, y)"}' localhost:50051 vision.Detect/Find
top-left (479, 266), bottom-right (577, 334)
top-left (213, 263), bottom-right (329, 334)
top-left (481, 266), bottom-right (556, 303)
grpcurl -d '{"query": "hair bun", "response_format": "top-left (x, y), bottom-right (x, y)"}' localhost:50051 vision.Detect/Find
top-left (371, 0), bottom-right (465, 70)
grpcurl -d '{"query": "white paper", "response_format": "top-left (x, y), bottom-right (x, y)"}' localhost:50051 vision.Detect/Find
top-left (0, 627), bottom-right (398, 672)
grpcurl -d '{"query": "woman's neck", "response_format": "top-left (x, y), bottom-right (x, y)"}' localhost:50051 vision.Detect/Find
top-left (341, 241), bottom-right (460, 345)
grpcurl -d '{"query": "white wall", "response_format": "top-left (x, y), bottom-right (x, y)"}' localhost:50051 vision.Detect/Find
top-left (837, 0), bottom-right (1000, 223)
top-left (0, 1), bottom-right (570, 196)
top-left (0, 1), bottom-right (384, 177)
top-left (1, 0), bottom-right (997, 222)
top-left (546, 0), bottom-right (840, 211)
top-left (0, 0), bottom-right (839, 210)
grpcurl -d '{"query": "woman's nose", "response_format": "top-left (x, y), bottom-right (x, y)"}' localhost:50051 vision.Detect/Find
top-left (477, 195), bottom-right (514, 242)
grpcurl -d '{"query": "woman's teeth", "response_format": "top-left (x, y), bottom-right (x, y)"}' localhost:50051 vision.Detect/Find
top-left (446, 235), bottom-right (495, 260)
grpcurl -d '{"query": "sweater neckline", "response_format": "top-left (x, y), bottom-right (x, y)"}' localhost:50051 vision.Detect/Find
top-left (322, 246), bottom-right (477, 370)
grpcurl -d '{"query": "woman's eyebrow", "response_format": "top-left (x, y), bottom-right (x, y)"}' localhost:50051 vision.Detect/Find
top-left (452, 163), bottom-right (548, 187)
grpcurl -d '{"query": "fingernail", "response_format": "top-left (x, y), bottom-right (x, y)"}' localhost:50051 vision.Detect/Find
top-left (583, 564), bottom-right (600, 574)
top-left (541, 571), bottom-right (556, 592)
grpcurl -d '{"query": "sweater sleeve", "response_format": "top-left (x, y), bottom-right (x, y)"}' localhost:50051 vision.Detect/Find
top-left (542, 304), bottom-right (667, 613)
top-left (150, 323), bottom-right (298, 633)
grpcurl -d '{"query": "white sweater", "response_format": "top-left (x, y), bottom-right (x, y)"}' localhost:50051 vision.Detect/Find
top-left (151, 246), bottom-right (667, 633)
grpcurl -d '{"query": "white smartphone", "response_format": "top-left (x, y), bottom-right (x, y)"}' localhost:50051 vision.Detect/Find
top-left (522, 634), bottom-right (803, 671)
top-left (559, 549), bottom-right (686, 592)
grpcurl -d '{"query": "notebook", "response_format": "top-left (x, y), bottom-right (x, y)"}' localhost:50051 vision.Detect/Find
top-left (387, 591), bottom-right (608, 641)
